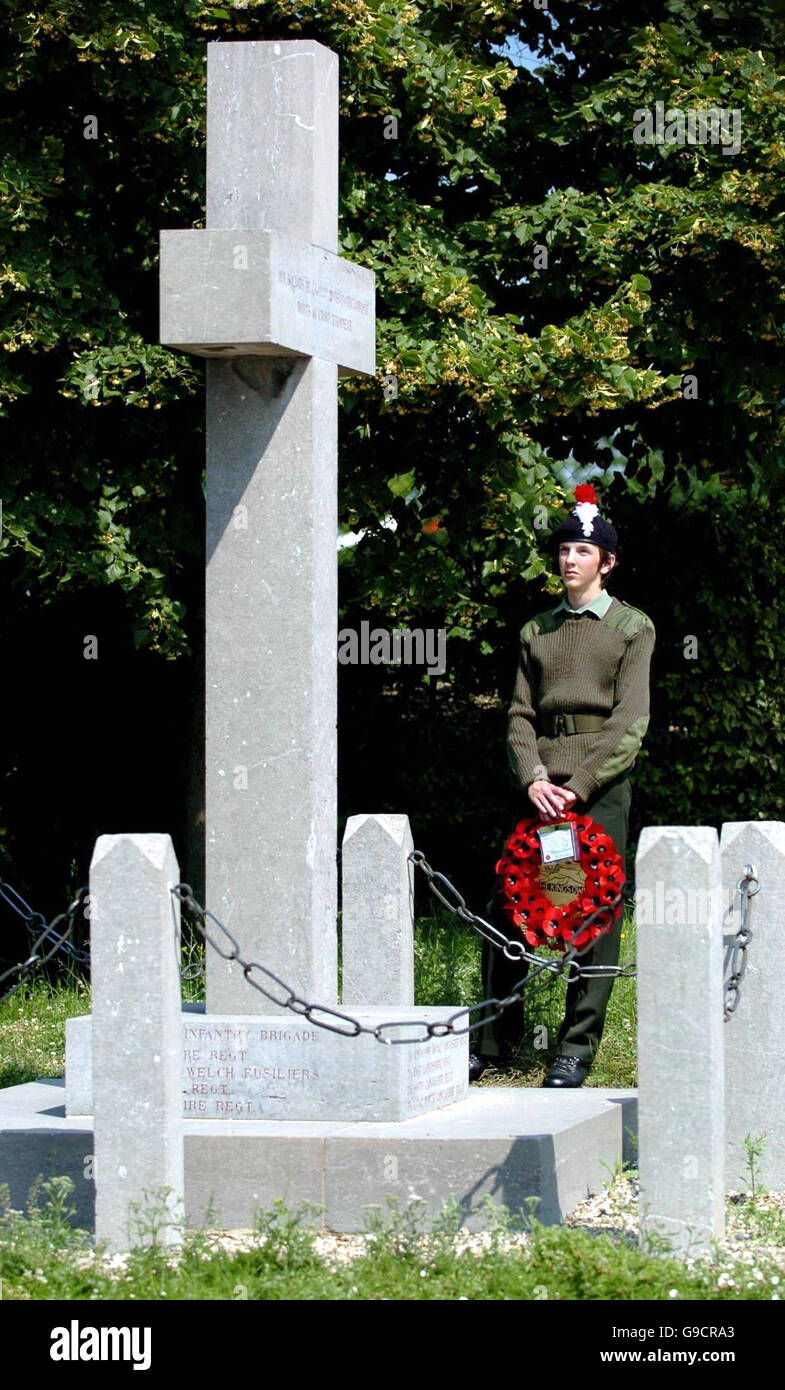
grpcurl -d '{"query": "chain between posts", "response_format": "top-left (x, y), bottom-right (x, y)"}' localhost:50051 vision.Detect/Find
top-left (171, 842), bottom-right (631, 1047)
top-left (0, 876), bottom-right (206, 983)
top-left (0, 880), bottom-right (91, 968)
top-left (0, 883), bottom-right (90, 1005)
top-left (0, 852), bottom-right (758, 1030)
top-left (723, 863), bottom-right (758, 1022)
top-left (410, 850), bottom-right (758, 1025)
top-left (171, 880), bottom-right (566, 1043)
top-left (407, 850), bottom-right (634, 982)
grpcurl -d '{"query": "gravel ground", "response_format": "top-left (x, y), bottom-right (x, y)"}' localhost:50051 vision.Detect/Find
top-left (68, 1175), bottom-right (785, 1285)
top-left (563, 1176), bottom-right (785, 1281)
top-left (197, 1175), bottom-right (785, 1279)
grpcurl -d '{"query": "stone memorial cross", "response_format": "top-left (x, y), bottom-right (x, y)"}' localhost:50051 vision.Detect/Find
top-left (160, 40), bottom-right (375, 1012)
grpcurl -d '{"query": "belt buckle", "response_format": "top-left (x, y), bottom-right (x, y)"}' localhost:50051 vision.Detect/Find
top-left (556, 713), bottom-right (567, 736)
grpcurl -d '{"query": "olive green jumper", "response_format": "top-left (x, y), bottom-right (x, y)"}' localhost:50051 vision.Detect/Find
top-left (506, 594), bottom-right (655, 804)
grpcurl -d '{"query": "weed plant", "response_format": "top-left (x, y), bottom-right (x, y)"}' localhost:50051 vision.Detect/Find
top-left (0, 1178), bottom-right (783, 1302)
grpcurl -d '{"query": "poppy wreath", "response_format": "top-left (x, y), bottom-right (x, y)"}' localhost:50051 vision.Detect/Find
top-left (495, 812), bottom-right (626, 953)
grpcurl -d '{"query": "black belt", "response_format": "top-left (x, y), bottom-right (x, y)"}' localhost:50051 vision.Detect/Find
top-left (540, 713), bottom-right (607, 736)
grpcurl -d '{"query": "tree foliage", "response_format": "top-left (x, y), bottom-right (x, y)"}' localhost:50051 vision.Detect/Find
top-left (5, 0), bottom-right (784, 653)
top-left (2, 0), bottom-right (785, 898)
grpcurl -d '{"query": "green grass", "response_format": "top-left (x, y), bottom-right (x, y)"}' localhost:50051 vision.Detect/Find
top-left (0, 1178), bottom-right (782, 1301)
top-left (0, 973), bottom-right (90, 1089)
top-left (413, 910), bottom-right (484, 1010)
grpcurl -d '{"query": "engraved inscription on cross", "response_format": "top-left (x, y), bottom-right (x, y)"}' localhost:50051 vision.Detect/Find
top-left (158, 40), bottom-right (375, 1014)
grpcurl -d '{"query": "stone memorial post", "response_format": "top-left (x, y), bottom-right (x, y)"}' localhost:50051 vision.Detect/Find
top-left (160, 40), bottom-right (375, 1014)
top-left (636, 826), bottom-right (725, 1257)
top-left (721, 821), bottom-right (785, 1189)
top-left (341, 814), bottom-right (415, 1006)
top-left (91, 834), bottom-right (184, 1249)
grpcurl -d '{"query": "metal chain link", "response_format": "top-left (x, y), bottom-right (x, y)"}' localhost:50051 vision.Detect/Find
top-left (171, 880), bottom-right (566, 1043)
top-left (171, 839), bottom-right (631, 1046)
top-left (407, 851), bottom-right (635, 981)
top-left (723, 863), bottom-right (758, 1021)
top-left (0, 879), bottom-right (91, 967)
top-left (0, 884), bottom-right (90, 1005)
top-left (180, 959), bottom-right (206, 982)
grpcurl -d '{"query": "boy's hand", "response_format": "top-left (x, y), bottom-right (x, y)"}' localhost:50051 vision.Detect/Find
top-left (528, 780), bottom-right (579, 820)
top-left (553, 786), bottom-right (579, 812)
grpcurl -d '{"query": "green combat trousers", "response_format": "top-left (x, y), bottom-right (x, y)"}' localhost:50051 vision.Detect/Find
top-left (476, 770), bottom-right (632, 1067)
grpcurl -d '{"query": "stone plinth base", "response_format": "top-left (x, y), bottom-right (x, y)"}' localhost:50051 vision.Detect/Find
top-left (0, 1080), bottom-right (637, 1234)
top-left (65, 1007), bottom-right (467, 1123)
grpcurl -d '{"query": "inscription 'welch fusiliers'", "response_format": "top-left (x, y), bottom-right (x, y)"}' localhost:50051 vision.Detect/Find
top-left (178, 1018), bottom-right (462, 1119)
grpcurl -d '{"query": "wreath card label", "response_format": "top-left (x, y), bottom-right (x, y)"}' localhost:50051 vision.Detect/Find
top-left (536, 821), bottom-right (579, 863)
top-left (495, 811), bottom-right (625, 952)
top-left (535, 821), bottom-right (584, 905)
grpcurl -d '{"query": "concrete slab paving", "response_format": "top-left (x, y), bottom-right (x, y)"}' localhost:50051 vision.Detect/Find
top-left (0, 1080), bottom-right (637, 1234)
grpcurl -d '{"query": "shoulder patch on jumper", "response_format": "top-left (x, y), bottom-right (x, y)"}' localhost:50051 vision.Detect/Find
top-left (520, 607), bottom-right (563, 642)
top-left (601, 599), bottom-right (655, 638)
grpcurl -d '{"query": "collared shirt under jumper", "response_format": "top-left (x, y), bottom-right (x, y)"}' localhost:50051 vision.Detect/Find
top-left (506, 593), bottom-right (655, 805)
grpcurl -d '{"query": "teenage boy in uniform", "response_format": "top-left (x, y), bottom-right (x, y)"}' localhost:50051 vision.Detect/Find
top-left (471, 485), bottom-right (655, 1087)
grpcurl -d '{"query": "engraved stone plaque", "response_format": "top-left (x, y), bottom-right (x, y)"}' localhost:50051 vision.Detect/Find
top-left (66, 1009), bottom-right (467, 1123)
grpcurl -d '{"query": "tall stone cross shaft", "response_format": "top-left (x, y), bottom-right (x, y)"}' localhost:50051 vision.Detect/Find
top-left (159, 40), bottom-right (376, 1012)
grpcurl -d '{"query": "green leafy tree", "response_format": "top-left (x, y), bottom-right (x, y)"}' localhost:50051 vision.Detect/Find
top-left (2, 0), bottom-right (785, 901)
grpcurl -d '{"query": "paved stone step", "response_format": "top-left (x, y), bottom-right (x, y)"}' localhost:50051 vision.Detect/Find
top-left (0, 1080), bottom-right (637, 1234)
